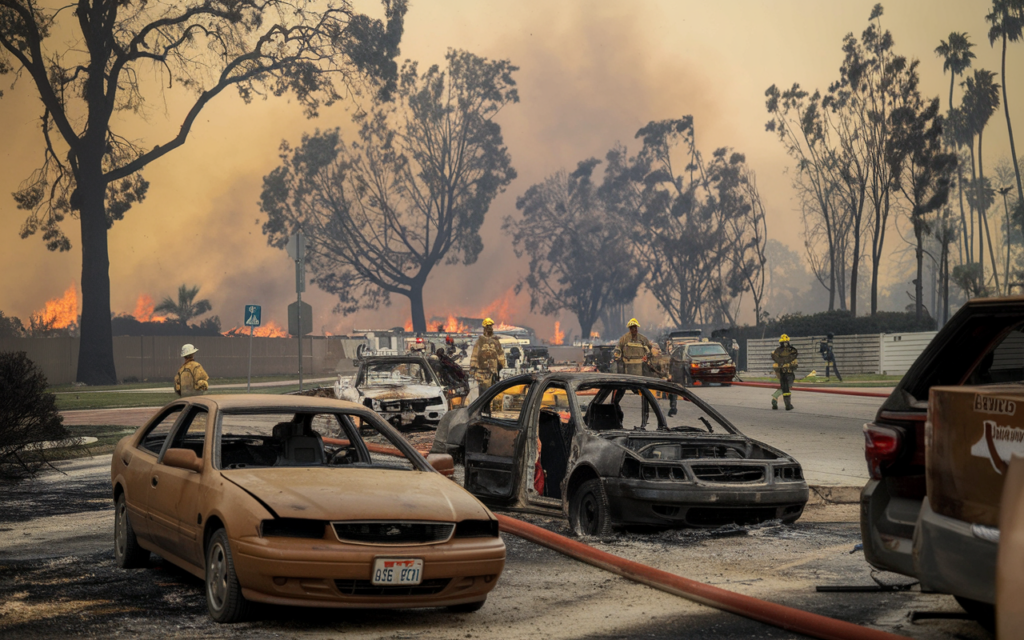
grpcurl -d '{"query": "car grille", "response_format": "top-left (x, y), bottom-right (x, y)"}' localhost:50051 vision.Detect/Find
top-left (332, 521), bottom-right (455, 545)
top-left (375, 398), bottom-right (444, 413)
top-left (334, 578), bottom-right (450, 596)
top-left (691, 465), bottom-right (765, 483)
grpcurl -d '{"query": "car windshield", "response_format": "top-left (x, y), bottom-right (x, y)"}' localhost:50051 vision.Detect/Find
top-left (361, 361), bottom-right (436, 386)
top-left (216, 410), bottom-right (424, 471)
top-left (575, 381), bottom-right (732, 434)
top-left (688, 344), bottom-right (728, 357)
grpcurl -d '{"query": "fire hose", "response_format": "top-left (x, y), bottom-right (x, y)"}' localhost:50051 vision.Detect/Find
top-left (325, 441), bottom-right (903, 638)
top-left (496, 514), bottom-right (904, 640)
top-left (729, 381), bottom-right (891, 399)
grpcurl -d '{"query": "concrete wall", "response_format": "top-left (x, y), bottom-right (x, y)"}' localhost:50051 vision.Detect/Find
top-left (747, 331), bottom-right (939, 376)
top-left (0, 336), bottom-right (367, 386)
top-left (878, 332), bottom-right (938, 376)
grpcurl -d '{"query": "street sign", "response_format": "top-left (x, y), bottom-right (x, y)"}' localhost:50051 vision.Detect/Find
top-left (288, 301), bottom-right (313, 336)
top-left (244, 305), bottom-right (262, 327)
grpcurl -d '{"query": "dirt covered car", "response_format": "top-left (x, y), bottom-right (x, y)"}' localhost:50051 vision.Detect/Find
top-left (111, 395), bottom-right (504, 622)
top-left (669, 341), bottom-right (736, 386)
top-left (430, 373), bottom-right (808, 534)
top-left (338, 354), bottom-right (469, 429)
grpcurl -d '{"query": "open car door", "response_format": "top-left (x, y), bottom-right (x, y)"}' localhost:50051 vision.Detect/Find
top-left (463, 382), bottom-right (531, 502)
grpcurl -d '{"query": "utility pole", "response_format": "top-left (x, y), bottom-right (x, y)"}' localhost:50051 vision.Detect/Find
top-left (287, 232), bottom-right (306, 391)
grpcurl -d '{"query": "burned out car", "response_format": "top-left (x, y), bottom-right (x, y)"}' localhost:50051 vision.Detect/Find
top-left (669, 341), bottom-right (736, 386)
top-left (430, 373), bottom-right (808, 534)
top-left (339, 354), bottom-right (468, 428)
top-left (111, 395), bottom-right (504, 622)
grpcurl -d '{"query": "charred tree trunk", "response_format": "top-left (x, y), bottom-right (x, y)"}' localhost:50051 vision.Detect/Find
top-left (408, 283), bottom-right (427, 334)
top-left (75, 158), bottom-right (117, 385)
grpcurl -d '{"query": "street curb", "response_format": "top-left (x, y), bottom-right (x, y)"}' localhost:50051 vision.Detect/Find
top-left (806, 485), bottom-right (862, 505)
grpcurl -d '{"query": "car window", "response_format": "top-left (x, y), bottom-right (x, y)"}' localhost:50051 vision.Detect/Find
top-left (361, 361), bottom-right (436, 386)
top-left (672, 347), bottom-right (685, 359)
top-left (688, 344), bottom-right (728, 357)
top-left (216, 410), bottom-right (426, 471)
top-left (967, 326), bottom-right (1024, 385)
top-left (578, 384), bottom-right (652, 431)
top-left (139, 406), bottom-right (184, 455)
top-left (164, 407), bottom-right (208, 458)
top-left (482, 382), bottom-right (533, 422)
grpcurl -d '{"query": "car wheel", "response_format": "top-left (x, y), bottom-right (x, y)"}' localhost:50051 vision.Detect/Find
top-left (206, 529), bottom-right (252, 623)
top-left (114, 493), bottom-right (150, 569)
top-left (569, 479), bottom-right (613, 536)
top-left (447, 597), bottom-right (486, 613)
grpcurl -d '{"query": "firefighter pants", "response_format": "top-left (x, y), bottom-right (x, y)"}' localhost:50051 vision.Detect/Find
top-left (772, 372), bottom-right (794, 400)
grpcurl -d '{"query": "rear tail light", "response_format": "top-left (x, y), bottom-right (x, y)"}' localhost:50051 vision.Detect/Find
top-left (864, 422), bottom-right (903, 480)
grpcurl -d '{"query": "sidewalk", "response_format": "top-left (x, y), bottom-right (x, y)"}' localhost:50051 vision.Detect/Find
top-left (54, 376), bottom-right (338, 395)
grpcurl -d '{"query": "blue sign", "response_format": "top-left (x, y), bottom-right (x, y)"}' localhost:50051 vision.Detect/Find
top-left (244, 305), bottom-right (262, 327)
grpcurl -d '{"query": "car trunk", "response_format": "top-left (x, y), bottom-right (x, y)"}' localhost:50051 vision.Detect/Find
top-left (927, 385), bottom-right (1024, 527)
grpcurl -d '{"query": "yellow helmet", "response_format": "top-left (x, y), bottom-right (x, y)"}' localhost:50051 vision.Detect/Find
top-left (627, 318), bottom-right (640, 328)
top-left (780, 334), bottom-right (790, 343)
top-left (482, 317), bottom-right (494, 327)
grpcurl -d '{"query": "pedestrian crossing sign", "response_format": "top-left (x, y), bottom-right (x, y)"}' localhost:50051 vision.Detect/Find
top-left (245, 305), bottom-right (262, 327)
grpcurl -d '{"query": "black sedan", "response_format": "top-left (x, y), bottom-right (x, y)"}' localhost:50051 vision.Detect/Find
top-left (669, 342), bottom-right (736, 386)
top-left (430, 373), bottom-right (807, 534)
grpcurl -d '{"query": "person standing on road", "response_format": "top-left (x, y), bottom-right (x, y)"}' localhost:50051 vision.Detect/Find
top-left (470, 318), bottom-right (506, 393)
top-left (770, 334), bottom-right (798, 411)
top-left (614, 318), bottom-right (653, 376)
top-left (175, 344), bottom-right (209, 397)
top-left (819, 333), bottom-right (843, 382)
top-left (645, 345), bottom-right (679, 417)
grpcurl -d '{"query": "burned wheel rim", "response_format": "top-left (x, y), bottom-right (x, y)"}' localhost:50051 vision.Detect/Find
top-left (115, 499), bottom-right (128, 558)
top-left (207, 540), bottom-right (229, 613)
top-left (578, 490), bottom-right (601, 535)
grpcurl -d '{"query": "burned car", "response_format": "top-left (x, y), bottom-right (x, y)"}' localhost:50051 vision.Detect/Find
top-left (669, 341), bottom-right (736, 386)
top-left (111, 395), bottom-right (504, 622)
top-left (584, 345), bottom-right (618, 373)
top-left (431, 373), bottom-right (808, 534)
top-left (339, 354), bottom-right (467, 428)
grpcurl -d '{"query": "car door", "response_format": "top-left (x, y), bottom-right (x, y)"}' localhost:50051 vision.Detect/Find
top-left (670, 347), bottom-right (685, 382)
top-left (148, 406), bottom-right (208, 566)
top-left (464, 380), bottom-right (535, 502)
top-left (125, 405), bottom-right (186, 541)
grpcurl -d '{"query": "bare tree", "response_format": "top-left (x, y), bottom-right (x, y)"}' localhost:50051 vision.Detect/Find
top-left (260, 50), bottom-right (518, 332)
top-left (503, 159), bottom-right (642, 339)
top-left (0, 0), bottom-right (407, 384)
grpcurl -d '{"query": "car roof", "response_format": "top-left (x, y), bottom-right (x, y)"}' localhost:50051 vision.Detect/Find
top-left (360, 354), bottom-right (431, 362)
top-left (185, 394), bottom-right (364, 412)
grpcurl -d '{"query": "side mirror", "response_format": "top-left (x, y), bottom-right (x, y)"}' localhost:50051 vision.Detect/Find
top-left (162, 448), bottom-right (203, 473)
top-left (426, 453), bottom-right (455, 479)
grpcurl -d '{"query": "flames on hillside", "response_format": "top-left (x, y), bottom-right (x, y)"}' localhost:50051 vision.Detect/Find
top-left (132, 295), bottom-right (168, 323)
top-left (222, 320), bottom-right (288, 338)
top-left (402, 287), bottom-right (526, 334)
top-left (30, 284), bottom-right (79, 332)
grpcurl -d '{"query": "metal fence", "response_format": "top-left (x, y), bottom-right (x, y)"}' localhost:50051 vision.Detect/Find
top-left (0, 336), bottom-right (366, 386)
top-left (746, 331), bottom-right (939, 376)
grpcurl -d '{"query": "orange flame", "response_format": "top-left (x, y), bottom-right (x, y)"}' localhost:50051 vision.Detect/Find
top-left (552, 321), bottom-right (565, 345)
top-left (32, 284), bottom-right (79, 329)
top-left (443, 314), bottom-right (471, 333)
top-left (480, 287), bottom-right (518, 325)
top-left (404, 319), bottom-right (414, 332)
top-left (132, 294), bottom-right (167, 323)
top-left (590, 331), bottom-right (601, 339)
top-left (222, 319), bottom-right (288, 338)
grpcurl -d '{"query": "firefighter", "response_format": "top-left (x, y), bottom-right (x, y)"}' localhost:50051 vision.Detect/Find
top-left (819, 333), bottom-right (843, 382)
top-left (614, 318), bottom-right (653, 376)
top-left (646, 344), bottom-right (679, 417)
top-left (470, 318), bottom-right (506, 393)
top-left (771, 334), bottom-right (798, 410)
top-left (175, 344), bottom-right (209, 397)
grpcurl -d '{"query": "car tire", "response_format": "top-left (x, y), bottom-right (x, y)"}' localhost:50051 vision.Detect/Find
top-left (114, 493), bottom-right (150, 569)
top-left (569, 479), bottom-right (613, 536)
top-left (206, 529), bottom-right (252, 623)
top-left (447, 597), bottom-right (486, 613)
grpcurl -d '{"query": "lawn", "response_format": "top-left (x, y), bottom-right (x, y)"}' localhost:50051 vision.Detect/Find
top-left (45, 425), bottom-right (138, 461)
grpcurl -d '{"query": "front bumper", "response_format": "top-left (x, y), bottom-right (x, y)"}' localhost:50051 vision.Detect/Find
top-left (604, 478), bottom-right (807, 527)
top-left (232, 535), bottom-right (506, 608)
top-left (859, 478), bottom-right (922, 578)
top-left (912, 500), bottom-right (997, 604)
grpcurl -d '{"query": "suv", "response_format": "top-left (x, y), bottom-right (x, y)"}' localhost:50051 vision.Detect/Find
top-left (861, 296), bottom-right (1024, 614)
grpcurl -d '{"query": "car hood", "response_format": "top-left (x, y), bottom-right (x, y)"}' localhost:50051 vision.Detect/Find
top-left (358, 384), bottom-right (443, 400)
top-left (689, 355), bottom-right (732, 363)
top-left (221, 467), bottom-right (491, 521)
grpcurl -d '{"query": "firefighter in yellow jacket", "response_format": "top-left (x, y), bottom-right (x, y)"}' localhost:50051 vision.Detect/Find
top-left (175, 344), bottom-right (209, 397)
top-left (470, 318), bottom-right (506, 393)
top-left (614, 318), bottom-right (653, 376)
top-left (771, 334), bottom-right (798, 411)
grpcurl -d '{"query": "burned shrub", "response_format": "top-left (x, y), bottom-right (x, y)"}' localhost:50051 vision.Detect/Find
top-left (0, 351), bottom-right (74, 482)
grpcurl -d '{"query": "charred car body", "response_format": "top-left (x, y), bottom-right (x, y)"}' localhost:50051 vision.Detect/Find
top-left (669, 342), bottom-right (737, 386)
top-left (431, 372), bottom-right (808, 533)
top-left (339, 354), bottom-right (469, 428)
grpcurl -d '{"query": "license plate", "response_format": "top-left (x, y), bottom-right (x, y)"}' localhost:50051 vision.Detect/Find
top-left (710, 368), bottom-right (719, 374)
top-left (372, 558), bottom-right (423, 585)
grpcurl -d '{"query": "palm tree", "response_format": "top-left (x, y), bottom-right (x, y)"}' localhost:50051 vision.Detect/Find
top-left (936, 32), bottom-right (977, 113)
top-left (987, 1), bottom-right (1024, 234)
top-left (154, 284), bottom-right (213, 326)
top-left (962, 69), bottom-right (1003, 291)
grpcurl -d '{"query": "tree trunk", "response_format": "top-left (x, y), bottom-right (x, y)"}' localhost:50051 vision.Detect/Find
top-left (1001, 34), bottom-right (1024, 223)
top-left (978, 131), bottom-right (1000, 293)
top-left (969, 142), bottom-right (981, 280)
top-left (578, 317), bottom-right (593, 342)
top-left (76, 163), bottom-right (118, 385)
top-left (850, 184), bottom-right (865, 317)
top-left (915, 216), bottom-right (924, 322)
top-left (957, 163), bottom-right (970, 264)
top-left (408, 284), bottom-right (427, 333)
top-left (942, 240), bottom-right (950, 324)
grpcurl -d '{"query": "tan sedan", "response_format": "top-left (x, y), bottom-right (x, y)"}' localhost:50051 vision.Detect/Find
top-left (110, 395), bottom-right (505, 623)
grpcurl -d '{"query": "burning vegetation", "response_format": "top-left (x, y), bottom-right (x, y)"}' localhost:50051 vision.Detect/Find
top-left (222, 320), bottom-right (288, 338)
top-left (28, 284), bottom-right (79, 336)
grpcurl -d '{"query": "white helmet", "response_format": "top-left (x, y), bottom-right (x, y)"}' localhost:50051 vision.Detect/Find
top-left (181, 344), bottom-right (198, 357)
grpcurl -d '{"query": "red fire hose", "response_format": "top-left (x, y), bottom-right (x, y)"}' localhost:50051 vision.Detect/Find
top-left (496, 514), bottom-right (904, 640)
top-left (730, 381), bottom-right (891, 398)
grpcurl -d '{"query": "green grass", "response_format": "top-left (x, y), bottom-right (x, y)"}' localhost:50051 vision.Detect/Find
top-left (42, 424), bottom-right (138, 461)
top-left (54, 383), bottom-right (327, 411)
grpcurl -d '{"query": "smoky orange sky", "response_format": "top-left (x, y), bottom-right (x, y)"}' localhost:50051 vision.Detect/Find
top-left (1, 0), bottom-right (1018, 341)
